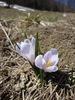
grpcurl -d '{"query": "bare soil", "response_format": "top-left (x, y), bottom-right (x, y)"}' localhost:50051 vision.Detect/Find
top-left (0, 7), bottom-right (75, 100)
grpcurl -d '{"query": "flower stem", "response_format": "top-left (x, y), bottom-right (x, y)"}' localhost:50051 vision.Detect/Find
top-left (40, 69), bottom-right (44, 87)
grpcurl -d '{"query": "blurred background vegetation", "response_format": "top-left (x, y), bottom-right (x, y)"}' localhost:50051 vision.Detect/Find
top-left (0, 0), bottom-right (75, 12)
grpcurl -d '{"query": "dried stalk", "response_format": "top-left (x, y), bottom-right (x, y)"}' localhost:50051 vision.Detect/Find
top-left (0, 23), bottom-right (14, 48)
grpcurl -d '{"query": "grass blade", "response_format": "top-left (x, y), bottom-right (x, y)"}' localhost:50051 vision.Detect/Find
top-left (35, 32), bottom-right (44, 85)
top-left (59, 51), bottom-right (64, 58)
top-left (24, 32), bottom-right (27, 39)
top-left (35, 32), bottom-right (39, 57)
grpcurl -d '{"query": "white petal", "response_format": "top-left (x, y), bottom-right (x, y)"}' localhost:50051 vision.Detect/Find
top-left (52, 66), bottom-right (58, 72)
top-left (30, 43), bottom-right (35, 54)
top-left (22, 54), bottom-right (29, 60)
top-left (24, 39), bottom-right (30, 43)
top-left (35, 55), bottom-right (43, 69)
top-left (29, 44), bottom-right (35, 64)
top-left (42, 59), bottom-right (46, 69)
top-left (16, 43), bottom-right (27, 59)
top-left (44, 51), bottom-right (52, 63)
top-left (24, 49), bottom-right (34, 62)
top-left (44, 66), bottom-right (58, 72)
top-left (29, 54), bottom-right (35, 65)
top-left (51, 49), bottom-right (58, 56)
top-left (49, 49), bottom-right (59, 66)
top-left (16, 38), bottom-right (35, 65)
top-left (31, 37), bottom-right (36, 47)
top-left (49, 55), bottom-right (58, 62)
top-left (21, 42), bottom-right (30, 54)
top-left (31, 37), bottom-right (35, 54)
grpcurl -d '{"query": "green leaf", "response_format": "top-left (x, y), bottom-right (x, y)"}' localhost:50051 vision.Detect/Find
top-left (35, 32), bottom-right (42, 56)
top-left (35, 32), bottom-right (44, 85)
top-left (59, 51), bottom-right (64, 58)
top-left (52, 44), bottom-right (56, 48)
top-left (40, 69), bottom-right (44, 87)
top-left (24, 32), bottom-right (27, 39)
top-left (38, 41), bottom-right (41, 55)
top-left (35, 32), bottom-right (39, 57)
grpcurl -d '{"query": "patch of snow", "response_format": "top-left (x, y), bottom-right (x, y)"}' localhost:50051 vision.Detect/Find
top-left (0, 1), bottom-right (8, 6)
top-left (12, 5), bottom-right (35, 11)
top-left (0, 1), bottom-right (35, 12)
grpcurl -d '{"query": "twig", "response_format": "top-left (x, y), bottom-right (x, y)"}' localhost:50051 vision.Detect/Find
top-left (2, 53), bottom-right (13, 67)
top-left (22, 89), bottom-right (25, 100)
top-left (0, 23), bottom-right (14, 48)
top-left (0, 84), bottom-right (10, 96)
top-left (70, 84), bottom-right (75, 89)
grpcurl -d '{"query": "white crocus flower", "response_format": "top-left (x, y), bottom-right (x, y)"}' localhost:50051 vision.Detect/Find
top-left (35, 49), bottom-right (59, 72)
top-left (16, 37), bottom-right (35, 65)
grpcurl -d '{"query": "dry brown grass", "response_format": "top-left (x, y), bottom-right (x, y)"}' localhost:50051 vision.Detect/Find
top-left (0, 10), bottom-right (75, 100)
